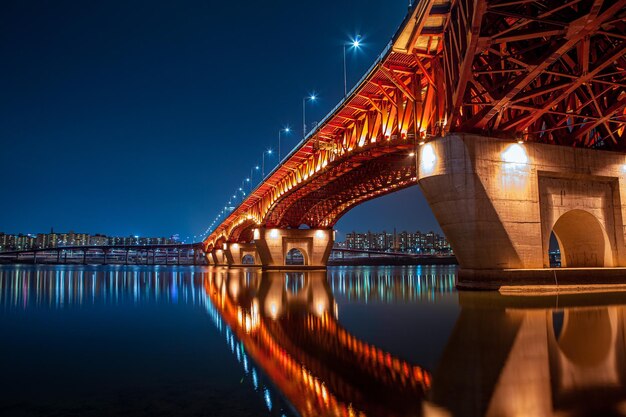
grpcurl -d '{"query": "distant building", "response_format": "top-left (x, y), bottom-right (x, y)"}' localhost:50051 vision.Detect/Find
top-left (89, 234), bottom-right (108, 246)
top-left (344, 229), bottom-right (452, 255)
top-left (0, 230), bottom-right (177, 252)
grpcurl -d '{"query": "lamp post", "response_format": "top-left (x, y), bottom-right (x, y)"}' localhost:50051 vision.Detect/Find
top-left (344, 36), bottom-right (361, 97)
top-left (262, 149), bottom-right (273, 178)
top-left (302, 93), bottom-right (317, 139)
top-left (252, 165), bottom-right (260, 185)
top-left (278, 127), bottom-right (290, 162)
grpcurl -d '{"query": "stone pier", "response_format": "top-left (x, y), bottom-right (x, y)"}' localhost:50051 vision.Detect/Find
top-left (254, 227), bottom-right (334, 269)
top-left (418, 134), bottom-right (626, 289)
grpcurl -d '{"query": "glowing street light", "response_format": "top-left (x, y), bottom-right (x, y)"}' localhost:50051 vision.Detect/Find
top-left (303, 93), bottom-right (317, 139)
top-left (278, 126), bottom-right (290, 162)
top-left (344, 35), bottom-right (362, 96)
top-left (262, 149), bottom-right (273, 177)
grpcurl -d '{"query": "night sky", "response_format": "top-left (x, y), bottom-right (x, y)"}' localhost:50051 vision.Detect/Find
top-left (1, 0), bottom-right (441, 241)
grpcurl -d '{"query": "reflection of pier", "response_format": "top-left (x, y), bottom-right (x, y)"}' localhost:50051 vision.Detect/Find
top-left (426, 292), bottom-right (626, 417)
top-left (205, 269), bottom-right (431, 417)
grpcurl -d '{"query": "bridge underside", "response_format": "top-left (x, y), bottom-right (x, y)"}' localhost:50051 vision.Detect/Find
top-left (265, 144), bottom-right (416, 229)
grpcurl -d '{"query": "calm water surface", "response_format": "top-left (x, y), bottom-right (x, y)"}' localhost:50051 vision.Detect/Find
top-left (0, 264), bottom-right (625, 416)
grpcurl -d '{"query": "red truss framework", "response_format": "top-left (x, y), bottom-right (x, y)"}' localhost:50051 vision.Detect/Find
top-left (205, 0), bottom-right (626, 249)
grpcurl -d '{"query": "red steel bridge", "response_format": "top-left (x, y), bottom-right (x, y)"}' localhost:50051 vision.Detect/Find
top-left (204, 1), bottom-right (626, 286)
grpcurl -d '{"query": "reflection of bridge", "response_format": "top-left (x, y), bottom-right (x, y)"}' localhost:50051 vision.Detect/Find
top-left (205, 269), bottom-right (431, 417)
top-left (427, 291), bottom-right (626, 417)
top-left (203, 1), bottom-right (626, 288)
top-left (0, 244), bottom-right (204, 265)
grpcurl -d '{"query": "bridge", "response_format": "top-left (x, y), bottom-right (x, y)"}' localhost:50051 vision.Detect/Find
top-left (204, 1), bottom-right (626, 288)
top-left (0, 243), bottom-right (204, 265)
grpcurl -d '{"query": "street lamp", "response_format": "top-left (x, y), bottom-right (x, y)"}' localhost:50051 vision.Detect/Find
top-left (278, 127), bottom-right (290, 162)
top-left (252, 165), bottom-right (260, 185)
top-left (344, 35), bottom-right (362, 97)
top-left (262, 149), bottom-right (273, 177)
top-left (303, 93), bottom-right (317, 139)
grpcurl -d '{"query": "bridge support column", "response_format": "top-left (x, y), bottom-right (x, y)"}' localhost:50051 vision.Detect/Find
top-left (205, 251), bottom-right (216, 265)
top-left (224, 242), bottom-right (259, 267)
top-left (212, 248), bottom-right (231, 266)
top-left (418, 134), bottom-right (626, 289)
top-left (255, 228), bottom-right (334, 269)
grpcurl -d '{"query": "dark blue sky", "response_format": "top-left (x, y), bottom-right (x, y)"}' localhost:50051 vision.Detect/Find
top-left (1, 0), bottom-right (441, 240)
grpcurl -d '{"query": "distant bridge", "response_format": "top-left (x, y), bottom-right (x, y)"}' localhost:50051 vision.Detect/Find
top-left (0, 244), bottom-right (456, 267)
top-left (0, 243), bottom-right (204, 265)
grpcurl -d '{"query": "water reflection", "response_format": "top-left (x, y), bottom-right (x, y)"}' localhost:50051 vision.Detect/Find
top-left (206, 268), bottom-right (431, 417)
top-left (3, 265), bottom-right (626, 417)
top-left (0, 265), bottom-right (207, 310)
top-left (328, 265), bottom-right (457, 303)
top-left (426, 292), bottom-right (626, 417)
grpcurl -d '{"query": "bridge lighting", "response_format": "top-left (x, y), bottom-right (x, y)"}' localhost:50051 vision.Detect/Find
top-left (303, 94), bottom-right (318, 138)
top-left (278, 127), bottom-right (291, 161)
top-left (344, 35), bottom-right (363, 96)
top-left (262, 149), bottom-right (274, 177)
top-left (502, 143), bottom-right (528, 165)
top-left (315, 229), bottom-right (325, 239)
top-left (409, 152), bottom-right (415, 157)
top-left (420, 143), bottom-right (436, 174)
top-left (269, 229), bottom-right (279, 239)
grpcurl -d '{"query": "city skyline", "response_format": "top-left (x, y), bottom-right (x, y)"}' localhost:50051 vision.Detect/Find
top-left (0, 1), bottom-right (441, 239)
top-left (0, 229), bottom-right (179, 252)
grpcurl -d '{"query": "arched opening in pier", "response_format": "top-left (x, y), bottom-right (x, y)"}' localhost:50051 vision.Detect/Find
top-left (553, 309), bottom-right (613, 368)
top-left (241, 254), bottom-right (255, 265)
top-left (285, 248), bottom-right (305, 266)
top-left (548, 232), bottom-right (562, 268)
top-left (551, 209), bottom-right (612, 268)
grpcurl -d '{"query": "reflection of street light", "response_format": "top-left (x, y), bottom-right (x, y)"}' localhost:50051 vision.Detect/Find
top-left (344, 35), bottom-right (362, 96)
top-left (278, 127), bottom-right (290, 162)
top-left (262, 149), bottom-right (273, 177)
top-left (303, 93), bottom-right (317, 139)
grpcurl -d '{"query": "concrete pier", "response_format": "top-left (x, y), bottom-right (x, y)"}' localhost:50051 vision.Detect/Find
top-left (254, 227), bottom-right (333, 269)
top-left (418, 134), bottom-right (626, 289)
